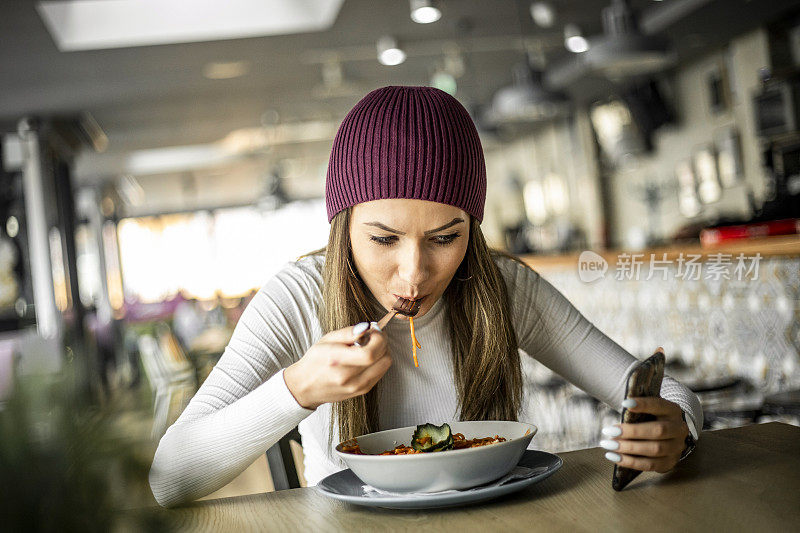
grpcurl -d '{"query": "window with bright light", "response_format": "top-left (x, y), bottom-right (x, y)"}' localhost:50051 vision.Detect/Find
top-left (117, 200), bottom-right (328, 303)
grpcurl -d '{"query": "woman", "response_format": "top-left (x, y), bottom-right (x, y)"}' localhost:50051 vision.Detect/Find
top-left (149, 86), bottom-right (701, 507)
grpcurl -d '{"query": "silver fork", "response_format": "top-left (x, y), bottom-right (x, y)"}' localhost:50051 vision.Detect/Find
top-left (353, 298), bottom-right (420, 346)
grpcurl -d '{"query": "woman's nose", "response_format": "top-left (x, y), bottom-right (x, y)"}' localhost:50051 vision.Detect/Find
top-left (397, 244), bottom-right (428, 286)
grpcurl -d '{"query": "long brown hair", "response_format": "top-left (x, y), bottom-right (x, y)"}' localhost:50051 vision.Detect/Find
top-left (317, 208), bottom-right (524, 443)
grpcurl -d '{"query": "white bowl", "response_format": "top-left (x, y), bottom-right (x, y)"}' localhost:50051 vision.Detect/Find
top-left (334, 421), bottom-right (537, 493)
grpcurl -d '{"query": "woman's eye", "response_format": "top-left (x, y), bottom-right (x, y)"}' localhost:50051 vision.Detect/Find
top-left (370, 235), bottom-right (398, 246)
top-left (369, 233), bottom-right (460, 247)
top-left (432, 233), bottom-right (460, 245)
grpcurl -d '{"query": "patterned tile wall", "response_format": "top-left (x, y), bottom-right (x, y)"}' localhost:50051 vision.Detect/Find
top-left (520, 255), bottom-right (800, 452)
top-left (539, 256), bottom-right (800, 393)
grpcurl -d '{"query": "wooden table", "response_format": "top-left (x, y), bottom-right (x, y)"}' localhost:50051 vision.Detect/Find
top-left (158, 423), bottom-right (800, 532)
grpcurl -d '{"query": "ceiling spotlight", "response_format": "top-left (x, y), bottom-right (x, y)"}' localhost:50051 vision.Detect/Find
top-left (564, 24), bottom-right (589, 53)
top-left (377, 36), bottom-right (406, 66)
top-left (202, 60), bottom-right (250, 79)
top-left (530, 2), bottom-right (555, 28)
top-left (410, 0), bottom-right (441, 24)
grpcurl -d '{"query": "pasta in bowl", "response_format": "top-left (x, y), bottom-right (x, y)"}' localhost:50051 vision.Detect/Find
top-left (334, 420), bottom-right (537, 492)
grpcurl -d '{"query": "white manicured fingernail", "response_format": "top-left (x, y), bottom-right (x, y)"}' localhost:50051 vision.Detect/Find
top-left (352, 322), bottom-right (369, 337)
top-left (605, 452), bottom-right (622, 463)
top-left (602, 426), bottom-right (622, 437)
top-left (600, 439), bottom-right (619, 451)
top-left (622, 399), bottom-right (637, 409)
top-left (369, 321), bottom-right (381, 332)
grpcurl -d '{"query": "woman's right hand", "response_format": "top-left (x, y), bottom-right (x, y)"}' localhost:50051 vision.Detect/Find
top-left (283, 324), bottom-right (392, 410)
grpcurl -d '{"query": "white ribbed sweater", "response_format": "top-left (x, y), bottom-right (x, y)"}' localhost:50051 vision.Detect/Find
top-left (149, 255), bottom-right (702, 507)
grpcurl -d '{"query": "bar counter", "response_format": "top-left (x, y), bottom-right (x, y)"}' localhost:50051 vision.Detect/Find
top-left (156, 422), bottom-right (799, 532)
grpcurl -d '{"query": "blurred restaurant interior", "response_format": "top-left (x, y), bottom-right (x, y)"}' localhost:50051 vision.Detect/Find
top-left (1, 0), bottom-right (800, 517)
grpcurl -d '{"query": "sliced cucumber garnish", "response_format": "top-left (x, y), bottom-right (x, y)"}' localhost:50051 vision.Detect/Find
top-left (411, 422), bottom-right (454, 452)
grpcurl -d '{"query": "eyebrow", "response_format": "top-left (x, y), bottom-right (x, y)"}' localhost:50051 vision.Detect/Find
top-left (363, 217), bottom-right (465, 236)
top-left (424, 217), bottom-right (465, 235)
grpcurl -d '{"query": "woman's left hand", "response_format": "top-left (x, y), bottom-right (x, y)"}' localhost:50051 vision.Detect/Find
top-left (600, 396), bottom-right (690, 473)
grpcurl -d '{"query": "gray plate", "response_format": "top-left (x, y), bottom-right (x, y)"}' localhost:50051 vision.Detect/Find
top-left (315, 450), bottom-right (563, 509)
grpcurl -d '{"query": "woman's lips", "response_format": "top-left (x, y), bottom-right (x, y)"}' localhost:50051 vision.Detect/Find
top-left (393, 294), bottom-right (425, 302)
top-left (393, 294), bottom-right (426, 311)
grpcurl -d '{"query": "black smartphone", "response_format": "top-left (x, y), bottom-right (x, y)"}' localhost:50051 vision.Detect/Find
top-left (612, 350), bottom-right (665, 491)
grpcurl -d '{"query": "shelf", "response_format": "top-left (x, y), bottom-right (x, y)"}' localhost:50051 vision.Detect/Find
top-left (519, 235), bottom-right (800, 272)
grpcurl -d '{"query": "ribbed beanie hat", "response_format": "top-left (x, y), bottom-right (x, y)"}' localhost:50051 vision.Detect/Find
top-left (325, 86), bottom-right (486, 222)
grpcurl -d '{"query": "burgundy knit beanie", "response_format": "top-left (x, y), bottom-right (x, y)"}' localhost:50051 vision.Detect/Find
top-left (325, 86), bottom-right (487, 222)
